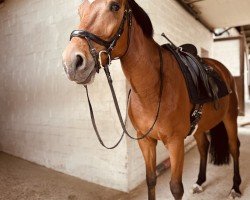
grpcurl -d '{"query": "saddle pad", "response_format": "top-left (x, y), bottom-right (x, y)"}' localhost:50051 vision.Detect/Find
top-left (162, 44), bottom-right (230, 104)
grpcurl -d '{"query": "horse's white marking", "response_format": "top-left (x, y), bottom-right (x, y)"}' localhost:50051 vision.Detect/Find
top-left (228, 189), bottom-right (241, 199)
top-left (190, 183), bottom-right (203, 194)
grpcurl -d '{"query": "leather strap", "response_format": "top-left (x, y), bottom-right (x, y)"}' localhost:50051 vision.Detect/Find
top-left (85, 46), bottom-right (164, 149)
top-left (70, 30), bottom-right (111, 48)
top-left (70, 7), bottom-right (132, 73)
top-left (85, 86), bottom-right (127, 149)
top-left (188, 104), bottom-right (203, 136)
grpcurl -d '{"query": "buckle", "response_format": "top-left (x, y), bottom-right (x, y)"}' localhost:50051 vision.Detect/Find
top-left (98, 50), bottom-right (111, 68)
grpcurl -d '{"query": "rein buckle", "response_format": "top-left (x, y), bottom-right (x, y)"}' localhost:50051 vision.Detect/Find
top-left (98, 50), bottom-right (111, 68)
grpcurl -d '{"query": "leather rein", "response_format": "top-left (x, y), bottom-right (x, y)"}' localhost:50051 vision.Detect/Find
top-left (70, 5), bottom-right (164, 149)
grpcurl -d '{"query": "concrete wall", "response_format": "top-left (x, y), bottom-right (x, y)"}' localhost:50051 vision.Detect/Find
top-left (0, 0), bottom-right (213, 192)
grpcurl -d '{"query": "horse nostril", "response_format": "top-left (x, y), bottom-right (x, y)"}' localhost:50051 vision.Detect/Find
top-left (75, 54), bottom-right (84, 70)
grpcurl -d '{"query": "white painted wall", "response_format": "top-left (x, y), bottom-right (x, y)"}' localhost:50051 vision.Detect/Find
top-left (0, 0), bottom-right (129, 191)
top-left (213, 39), bottom-right (241, 76)
top-left (0, 0), bottom-right (213, 192)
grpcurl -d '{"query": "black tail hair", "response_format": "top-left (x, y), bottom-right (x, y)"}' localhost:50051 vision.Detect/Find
top-left (209, 122), bottom-right (230, 165)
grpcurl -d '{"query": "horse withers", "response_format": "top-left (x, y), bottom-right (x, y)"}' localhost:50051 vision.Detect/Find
top-left (62, 0), bottom-right (241, 199)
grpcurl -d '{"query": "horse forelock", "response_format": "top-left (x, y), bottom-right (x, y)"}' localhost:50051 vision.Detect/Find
top-left (128, 0), bottom-right (154, 38)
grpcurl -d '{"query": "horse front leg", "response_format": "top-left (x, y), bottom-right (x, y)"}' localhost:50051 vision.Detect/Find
top-left (166, 137), bottom-right (185, 200)
top-left (138, 133), bottom-right (157, 200)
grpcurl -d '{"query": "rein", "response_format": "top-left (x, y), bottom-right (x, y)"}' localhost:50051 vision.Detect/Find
top-left (85, 47), bottom-right (163, 149)
top-left (70, 4), bottom-right (164, 149)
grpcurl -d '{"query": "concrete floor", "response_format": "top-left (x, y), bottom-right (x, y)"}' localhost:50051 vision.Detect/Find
top-left (0, 152), bottom-right (125, 200)
top-left (0, 111), bottom-right (250, 200)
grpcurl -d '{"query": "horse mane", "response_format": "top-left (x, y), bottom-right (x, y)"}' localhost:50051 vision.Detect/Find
top-left (128, 0), bottom-right (154, 38)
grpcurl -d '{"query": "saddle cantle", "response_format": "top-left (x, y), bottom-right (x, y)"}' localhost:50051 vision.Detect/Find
top-left (180, 44), bottom-right (198, 57)
top-left (161, 43), bottom-right (229, 106)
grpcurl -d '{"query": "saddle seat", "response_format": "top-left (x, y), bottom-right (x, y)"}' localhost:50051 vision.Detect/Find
top-left (161, 43), bottom-right (229, 105)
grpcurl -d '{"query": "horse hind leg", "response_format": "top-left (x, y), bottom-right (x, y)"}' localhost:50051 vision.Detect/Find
top-left (191, 131), bottom-right (210, 194)
top-left (224, 80), bottom-right (242, 199)
top-left (223, 115), bottom-right (242, 199)
top-left (207, 120), bottom-right (241, 198)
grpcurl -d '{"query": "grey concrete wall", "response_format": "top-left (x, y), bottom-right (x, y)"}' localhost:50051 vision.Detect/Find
top-left (0, 0), bottom-right (213, 192)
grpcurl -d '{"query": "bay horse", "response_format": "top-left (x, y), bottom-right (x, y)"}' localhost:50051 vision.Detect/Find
top-left (62, 0), bottom-right (241, 199)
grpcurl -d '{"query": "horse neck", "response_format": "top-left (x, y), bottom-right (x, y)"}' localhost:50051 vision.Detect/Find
top-left (120, 21), bottom-right (161, 99)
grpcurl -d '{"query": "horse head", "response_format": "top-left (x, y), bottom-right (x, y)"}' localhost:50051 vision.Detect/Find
top-left (62, 0), bottom-right (131, 85)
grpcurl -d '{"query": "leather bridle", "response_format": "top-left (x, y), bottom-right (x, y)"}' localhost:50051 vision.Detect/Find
top-left (70, 4), bottom-right (132, 73)
top-left (69, 3), bottom-right (164, 149)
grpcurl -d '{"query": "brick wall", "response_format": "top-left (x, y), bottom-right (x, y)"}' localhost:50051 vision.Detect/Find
top-left (0, 0), bottom-right (213, 192)
top-left (0, 0), bottom-right (129, 191)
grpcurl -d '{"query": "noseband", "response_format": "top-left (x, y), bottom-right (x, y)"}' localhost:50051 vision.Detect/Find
top-left (70, 5), bottom-right (132, 73)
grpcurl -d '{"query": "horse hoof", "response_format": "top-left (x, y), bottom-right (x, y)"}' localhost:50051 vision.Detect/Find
top-left (228, 189), bottom-right (241, 199)
top-left (190, 183), bottom-right (203, 194)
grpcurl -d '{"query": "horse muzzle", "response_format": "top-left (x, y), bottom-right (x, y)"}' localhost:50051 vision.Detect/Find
top-left (62, 46), bottom-right (96, 84)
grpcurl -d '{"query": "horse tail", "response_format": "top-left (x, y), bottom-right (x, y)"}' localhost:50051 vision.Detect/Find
top-left (209, 121), bottom-right (230, 165)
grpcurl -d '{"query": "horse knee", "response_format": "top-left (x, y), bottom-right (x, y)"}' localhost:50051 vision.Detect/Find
top-left (147, 175), bottom-right (157, 188)
top-left (170, 181), bottom-right (184, 200)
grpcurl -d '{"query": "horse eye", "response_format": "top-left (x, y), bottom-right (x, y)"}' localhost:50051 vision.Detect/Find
top-left (110, 2), bottom-right (120, 12)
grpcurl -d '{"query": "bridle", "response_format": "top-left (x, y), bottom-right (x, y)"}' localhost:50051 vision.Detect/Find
top-left (70, 4), bottom-right (132, 73)
top-left (69, 3), bottom-right (164, 149)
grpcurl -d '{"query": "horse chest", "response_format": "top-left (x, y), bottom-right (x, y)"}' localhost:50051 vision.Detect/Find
top-left (128, 99), bottom-right (177, 136)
